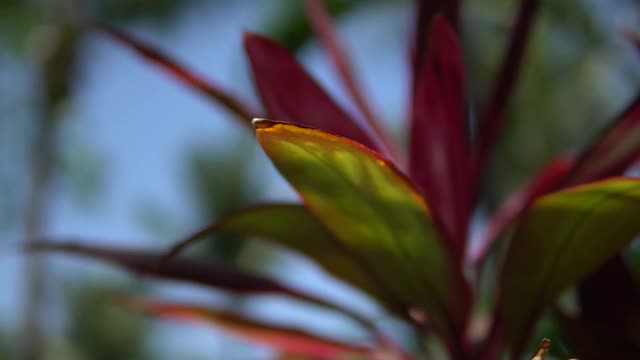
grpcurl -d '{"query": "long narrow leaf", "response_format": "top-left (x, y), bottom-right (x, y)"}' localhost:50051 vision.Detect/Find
top-left (302, 0), bottom-right (398, 160)
top-left (469, 155), bottom-right (574, 265)
top-left (409, 15), bottom-right (470, 264)
top-left (499, 178), bottom-right (640, 355)
top-left (474, 0), bottom-right (541, 172)
top-left (126, 297), bottom-right (372, 359)
top-left (561, 94), bottom-right (640, 186)
top-left (254, 119), bottom-right (469, 349)
top-left (30, 241), bottom-right (376, 331)
top-left (244, 33), bottom-right (383, 153)
top-left (164, 204), bottom-right (399, 311)
top-left (98, 24), bottom-right (260, 124)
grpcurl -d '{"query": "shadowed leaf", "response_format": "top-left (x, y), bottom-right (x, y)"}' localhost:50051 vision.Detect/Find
top-left (562, 95), bottom-right (640, 186)
top-left (98, 24), bottom-right (260, 124)
top-left (165, 204), bottom-right (396, 310)
top-left (126, 297), bottom-right (372, 359)
top-left (410, 15), bottom-right (470, 264)
top-left (254, 119), bottom-right (469, 346)
top-left (499, 178), bottom-right (640, 354)
top-left (474, 0), bottom-right (541, 171)
top-left (30, 241), bottom-right (375, 331)
top-left (244, 33), bottom-right (382, 153)
top-left (470, 155), bottom-right (574, 266)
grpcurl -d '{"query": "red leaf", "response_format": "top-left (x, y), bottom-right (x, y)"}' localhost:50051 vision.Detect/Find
top-left (127, 297), bottom-right (373, 359)
top-left (474, 0), bottom-right (541, 172)
top-left (413, 1), bottom-right (460, 81)
top-left (97, 24), bottom-right (260, 124)
top-left (243, 33), bottom-right (383, 153)
top-left (409, 15), bottom-right (470, 263)
top-left (302, 0), bottom-right (399, 159)
top-left (562, 94), bottom-right (640, 186)
top-left (30, 241), bottom-right (376, 331)
top-left (469, 155), bottom-right (574, 266)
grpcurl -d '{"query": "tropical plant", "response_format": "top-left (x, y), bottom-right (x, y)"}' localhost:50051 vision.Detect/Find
top-left (33, 1), bottom-right (640, 359)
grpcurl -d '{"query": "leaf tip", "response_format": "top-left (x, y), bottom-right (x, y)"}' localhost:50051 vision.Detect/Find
top-left (252, 118), bottom-right (277, 130)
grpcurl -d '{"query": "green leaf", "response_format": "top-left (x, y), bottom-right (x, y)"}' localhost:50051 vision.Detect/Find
top-left (165, 204), bottom-right (397, 310)
top-left (499, 177), bottom-right (640, 353)
top-left (253, 119), bottom-right (468, 342)
top-left (125, 297), bottom-right (372, 358)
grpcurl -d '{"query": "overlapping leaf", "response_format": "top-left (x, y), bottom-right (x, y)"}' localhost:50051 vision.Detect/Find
top-left (410, 15), bottom-right (470, 264)
top-left (254, 119), bottom-right (469, 346)
top-left (30, 241), bottom-right (374, 330)
top-left (165, 204), bottom-right (395, 310)
top-left (469, 155), bottom-right (574, 265)
top-left (244, 33), bottom-right (382, 153)
top-left (126, 297), bottom-right (372, 359)
top-left (499, 178), bottom-right (640, 353)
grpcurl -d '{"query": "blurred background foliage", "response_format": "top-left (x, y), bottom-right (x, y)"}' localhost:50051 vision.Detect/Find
top-left (0, 0), bottom-right (639, 359)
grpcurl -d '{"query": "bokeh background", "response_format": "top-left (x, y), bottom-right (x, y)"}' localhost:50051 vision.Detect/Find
top-left (1, 0), bottom-right (639, 359)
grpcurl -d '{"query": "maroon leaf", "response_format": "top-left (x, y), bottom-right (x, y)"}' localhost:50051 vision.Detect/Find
top-left (409, 15), bottom-right (470, 263)
top-left (413, 1), bottom-right (460, 82)
top-left (243, 33), bottom-right (383, 153)
top-left (30, 241), bottom-right (377, 332)
top-left (561, 94), bottom-right (640, 187)
top-left (126, 297), bottom-right (373, 359)
top-left (474, 0), bottom-right (541, 173)
top-left (98, 24), bottom-right (260, 124)
top-left (469, 154), bottom-right (574, 266)
top-left (302, 0), bottom-right (399, 159)
top-left (558, 255), bottom-right (640, 358)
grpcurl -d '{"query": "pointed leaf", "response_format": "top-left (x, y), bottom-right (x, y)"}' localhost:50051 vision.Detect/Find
top-left (30, 241), bottom-right (374, 330)
top-left (165, 204), bottom-right (397, 310)
top-left (409, 15), bottom-right (470, 263)
top-left (302, 0), bottom-right (397, 158)
top-left (469, 155), bottom-right (574, 265)
top-left (254, 119), bottom-right (469, 345)
top-left (562, 95), bottom-right (640, 186)
top-left (499, 178), bottom-right (640, 354)
top-left (98, 24), bottom-right (260, 124)
top-left (244, 33), bottom-right (382, 153)
top-left (474, 0), bottom-right (541, 170)
top-left (127, 297), bottom-right (371, 359)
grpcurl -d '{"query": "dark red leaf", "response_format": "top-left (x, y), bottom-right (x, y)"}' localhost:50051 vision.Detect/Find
top-left (469, 154), bottom-right (574, 266)
top-left (559, 256), bottom-right (640, 357)
top-left (474, 0), bottom-right (541, 173)
top-left (97, 24), bottom-right (260, 124)
top-left (561, 94), bottom-right (640, 187)
top-left (30, 241), bottom-right (377, 332)
top-left (409, 15), bottom-right (470, 264)
top-left (243, 33), bottom-right (383, 153)
top-left (126, 297), bottom-right (373, 359)
top-left (413, 1), bottom-right (460, 81)
top-left (302, 0), bottom-right (399, 159)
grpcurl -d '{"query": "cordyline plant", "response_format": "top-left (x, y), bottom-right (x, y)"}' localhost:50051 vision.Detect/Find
top-left (33, 1), bottom-right (640, 359)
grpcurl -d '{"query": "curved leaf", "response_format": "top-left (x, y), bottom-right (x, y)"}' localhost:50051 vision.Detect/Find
top-left (254, 119), bottom-right (469, 344)
top-left (164, 204), bottom-right (396, 310)
top-left (499, 178), bottom-right (640, 354)
top-left (126, 297), bottom-right (372, 359)
top-left (562, 95), bottom-right (640, 186)
top-left (30, 241), bottom-right (375, 331)
top-left (410, 15), bottom-right (470, 264)
top-left (244, 33), bottom-right (383, 153)
top-left (98, 24), bottom-right (260, 124)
